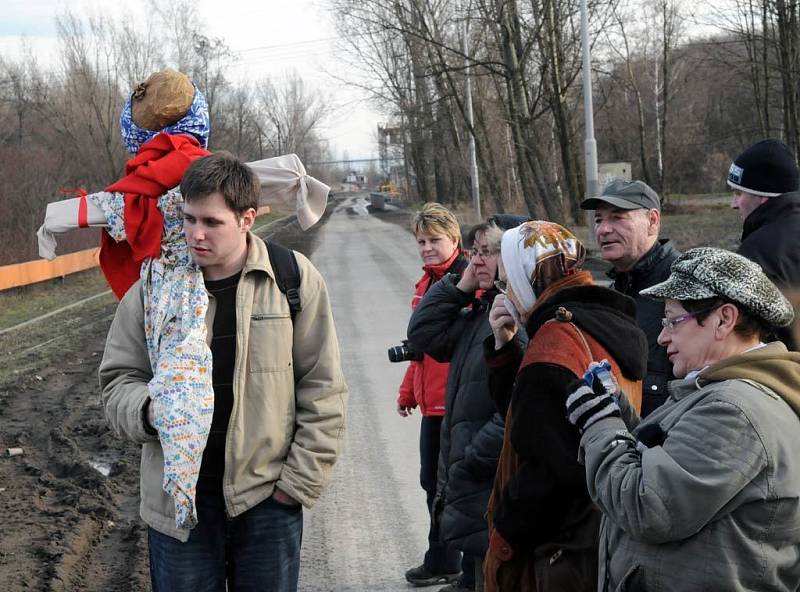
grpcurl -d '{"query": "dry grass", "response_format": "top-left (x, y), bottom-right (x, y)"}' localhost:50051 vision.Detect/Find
top-left (0, 268), bottom-right (110, 331)
top-left (659, 204), bottom-right (741, 252)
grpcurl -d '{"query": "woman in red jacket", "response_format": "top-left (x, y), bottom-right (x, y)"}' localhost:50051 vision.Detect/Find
top-left (400, 203), bottom-right (468, 589)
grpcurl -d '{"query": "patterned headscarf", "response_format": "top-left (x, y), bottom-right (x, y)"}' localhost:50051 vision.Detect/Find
top-left (120, 82), bottom-right (210, 154)
top-left (501, 220), bottom-right (586, 314)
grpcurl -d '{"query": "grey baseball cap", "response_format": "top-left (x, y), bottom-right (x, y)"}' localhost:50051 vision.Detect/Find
top-left (580, 179), bottom-right (661, 211)
top-left (640, 247), bottom-right (794, 328)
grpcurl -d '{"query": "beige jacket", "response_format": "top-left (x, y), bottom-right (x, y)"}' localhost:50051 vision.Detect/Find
top-left (99, 233), bottom-right (348, 541)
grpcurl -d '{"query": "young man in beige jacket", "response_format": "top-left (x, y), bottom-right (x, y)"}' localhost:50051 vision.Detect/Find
top-left (99, 152), bottom-right (347, 592)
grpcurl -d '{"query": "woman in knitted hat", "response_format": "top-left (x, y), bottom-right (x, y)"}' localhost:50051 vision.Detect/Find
top-left (482, 221), bottom-right (647, 591)
top-left (567, 247), bottom-right (800, 590)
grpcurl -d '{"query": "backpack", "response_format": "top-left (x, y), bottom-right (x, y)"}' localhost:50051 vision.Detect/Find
top-left (265, 240), bottom-right (302, 321)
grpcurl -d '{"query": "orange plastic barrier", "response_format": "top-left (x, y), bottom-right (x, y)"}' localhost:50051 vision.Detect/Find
top-left (0, 248), bottom-right (100, 291)
top-left (0, 206), bottom-right (273, 292)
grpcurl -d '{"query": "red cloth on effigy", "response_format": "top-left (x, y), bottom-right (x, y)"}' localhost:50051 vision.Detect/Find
top-left (101, 133), bottom-right (210, 299)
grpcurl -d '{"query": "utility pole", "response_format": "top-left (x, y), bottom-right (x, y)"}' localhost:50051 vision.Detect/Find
top-left (462, 10), bottom-right (481, 220)
top-left (581, 0), bottom-right (599, 201)
top-left (400, 109), bottom-right (413, 201)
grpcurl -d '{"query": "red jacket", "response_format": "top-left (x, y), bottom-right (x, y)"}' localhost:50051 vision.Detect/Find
top-left (397, 249), bottom-right (466, 416)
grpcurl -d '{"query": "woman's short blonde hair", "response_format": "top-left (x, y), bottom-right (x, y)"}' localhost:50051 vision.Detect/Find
top-left (411, 203), bottom-right (461, 244)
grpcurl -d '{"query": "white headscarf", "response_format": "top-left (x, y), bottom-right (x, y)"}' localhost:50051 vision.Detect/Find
top-left (501, 220), bottom-right (586, 315)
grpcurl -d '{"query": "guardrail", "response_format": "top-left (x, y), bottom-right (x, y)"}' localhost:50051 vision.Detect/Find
top-left (0, 248), bottom-right (100, 292)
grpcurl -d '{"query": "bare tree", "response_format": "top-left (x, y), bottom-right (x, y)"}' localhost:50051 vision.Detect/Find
top-left (49, 12), bottom-right (128, 182)
top-left (148, 0), bottom-right (201, 72)
top-left (652, 0), bottom-right (685, 194)
top-left (606, 3), bottom-right (656, 187)
top-left (773, 0), bottom-right (800, 154)
top-left (256, 73), bottom-right (332, 162)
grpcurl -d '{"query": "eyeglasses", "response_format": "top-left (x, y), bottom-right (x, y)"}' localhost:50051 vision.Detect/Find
top-left (660, 305), bottom-right (721, 331)
top-left (494, 280), bottom-right (507, 294)
top-left (470, 247), bottom-right (497, 259)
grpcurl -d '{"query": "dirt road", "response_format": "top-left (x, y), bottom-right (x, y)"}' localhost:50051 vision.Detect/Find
top-left (0, 195), bottom-right (432, 591)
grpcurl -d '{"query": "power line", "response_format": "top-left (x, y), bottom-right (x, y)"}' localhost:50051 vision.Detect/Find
top-left (307, 157), bottom-right (402, 165)
top-left (236, 37), bottom-right (339, 54)
top-left (234, 32), bottom-right (371, 56)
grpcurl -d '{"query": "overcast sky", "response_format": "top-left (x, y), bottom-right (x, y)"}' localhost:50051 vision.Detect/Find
top-left (0, 0), bottom-right (382, 160)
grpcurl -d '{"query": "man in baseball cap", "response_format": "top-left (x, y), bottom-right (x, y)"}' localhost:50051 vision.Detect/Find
top-left (727, 138), bottom-right (800, 349)
top-left (581, 179), bottom-right (681, 416)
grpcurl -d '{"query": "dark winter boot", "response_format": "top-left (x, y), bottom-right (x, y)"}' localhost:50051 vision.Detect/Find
top-left (404, 565), bottom-right (461, 587)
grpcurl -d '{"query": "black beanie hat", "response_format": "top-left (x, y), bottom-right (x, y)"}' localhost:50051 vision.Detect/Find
top-left (488, 213), bottom-right (529, 230)
top-left (727, 139), bottom-right (800, 197)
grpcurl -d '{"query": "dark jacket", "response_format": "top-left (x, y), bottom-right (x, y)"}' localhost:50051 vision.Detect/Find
top-left (407, 274), bottom-right (520, 557)
top-left (608, 238), bottom-right (681, 416)
top-left (482, 280), bottom-right (647, 592)
top-left (739, 192), bottom-right (800, 349)
top-left (486, 284), bottom-right (647, 552)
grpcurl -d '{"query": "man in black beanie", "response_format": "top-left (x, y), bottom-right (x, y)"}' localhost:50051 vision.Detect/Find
top-left (728, 138), bottom-right (800, 349)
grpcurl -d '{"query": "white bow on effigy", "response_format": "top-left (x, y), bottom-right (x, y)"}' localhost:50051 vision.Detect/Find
top-left (248, 153), bottom-right (330, 231)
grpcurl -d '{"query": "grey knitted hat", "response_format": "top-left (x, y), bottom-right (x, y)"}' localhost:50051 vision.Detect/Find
top-left (640, 247), bottom-right (794, 328)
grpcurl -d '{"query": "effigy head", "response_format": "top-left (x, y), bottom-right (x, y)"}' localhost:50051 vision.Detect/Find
top-left (120, 69), bottom-right (210, 154)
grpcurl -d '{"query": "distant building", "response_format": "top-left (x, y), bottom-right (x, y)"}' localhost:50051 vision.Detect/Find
top-left (599, 162), bottom-right (632, 186)
top-left (344, 170), bottom-right (368, 186)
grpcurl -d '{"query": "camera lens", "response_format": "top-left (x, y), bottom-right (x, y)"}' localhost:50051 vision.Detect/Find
top-left (387, 345), bottom-right (405, 363)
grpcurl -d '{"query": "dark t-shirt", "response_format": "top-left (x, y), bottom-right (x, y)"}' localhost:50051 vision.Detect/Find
top-left (196, 271), bottom-right (240, 494)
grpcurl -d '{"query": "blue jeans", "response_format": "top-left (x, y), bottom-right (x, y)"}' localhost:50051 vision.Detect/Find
top-left (420, 415), bottom-right (461, 574)
top-left (148, 493), bottom-right (303, 592)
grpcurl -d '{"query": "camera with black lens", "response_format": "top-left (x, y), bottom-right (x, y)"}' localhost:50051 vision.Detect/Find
top-left (387, 340), bottom-right (424, 363)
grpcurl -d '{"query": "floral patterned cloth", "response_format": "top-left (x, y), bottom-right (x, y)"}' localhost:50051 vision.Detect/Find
top-left (119, 83), bottom-right (210, 154)
top-left (91, 188), bottom-right (213, 530)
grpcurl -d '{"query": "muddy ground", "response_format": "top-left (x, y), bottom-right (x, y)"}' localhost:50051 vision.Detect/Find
top-left (0, 210), bottom-right (329, 592)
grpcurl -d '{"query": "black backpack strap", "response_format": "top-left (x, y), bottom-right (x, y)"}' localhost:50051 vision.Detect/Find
top-left (265, 239), bottom-right (302, 321)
